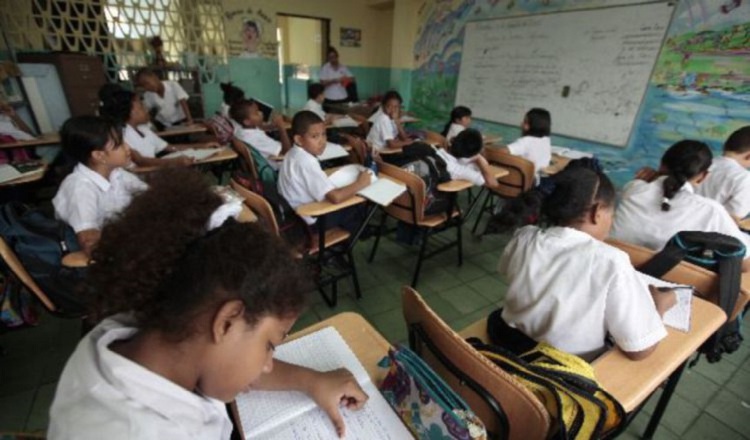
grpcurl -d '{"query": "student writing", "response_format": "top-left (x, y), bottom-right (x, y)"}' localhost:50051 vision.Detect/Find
top-left (610, 139), bottom-right (750, 272)
top-left (52, 116), bottom-right (147, 257)
top-left (496, 168), bottom-right (672, 361)
top-left (696, 126), bottom-right (750, 221)
top-left (48, 169), bottom-right (368, 439)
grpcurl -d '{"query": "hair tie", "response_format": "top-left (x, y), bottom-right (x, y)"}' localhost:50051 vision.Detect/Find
top-left (662, 197), bottom-right (671, 206)
top-left (207, 187), bottom-right (244, 231)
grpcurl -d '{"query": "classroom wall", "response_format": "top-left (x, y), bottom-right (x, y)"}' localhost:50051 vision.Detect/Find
top-left (410, 0), bottom-right (750, 186)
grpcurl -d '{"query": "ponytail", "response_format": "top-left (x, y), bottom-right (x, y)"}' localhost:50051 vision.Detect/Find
top-left (659, 140), bottom-right (713, 212)
top-left (442, 106), bottom-right (472, 137)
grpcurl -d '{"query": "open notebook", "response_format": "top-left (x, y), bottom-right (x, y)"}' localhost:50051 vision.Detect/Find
top-left (636, 272), bottom-right (693, 332)
top-left (328, 165), bottom-right (406, 207)
top-left (162, 148), bottom-right (218, 162)
top-left (331, 115), bottom-right (360, 128)
top-left (0, 162), bottom-right (44, 184)
top-left (318, 143), bottom-right (350, 162)
top-left (235, 327), bottom-right (412, 440)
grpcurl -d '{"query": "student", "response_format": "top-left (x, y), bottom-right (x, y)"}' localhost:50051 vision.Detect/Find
top-left (135, 67), bottom-right (193, 128)
top-left (218, 82), bottom-right (245, 119)
top-left (278, 110), bottom-right (370, 233)
top-left (99, 87), bottom-right (219, 169)
top-left (441, 106), bottom-right (472, 141)
top-left (52, 116), bottom-right (147, 257)
top-left (303, 82), bottom-right (336, 123)
top-left (610, 140), bottom-right (750, 272)
top-left (366, 91), bottom-right (412, 153)
top-left (230, 99), bottom-right (291, 170)
top-left (497, 167), bottom-right (672, 361)
top-left (696, 126), bottom-right (750, 221)
top-left (48, 169), bottom-right (368, 439)
top-left (504, 108), bottom-right (552, 175)
top-left (435, 128), bottom-right (499, 189)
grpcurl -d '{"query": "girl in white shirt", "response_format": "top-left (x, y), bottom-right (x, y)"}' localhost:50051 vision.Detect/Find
top-left (366, 90), bottom-right (412, 154)
top-left (496, 168), bottom-right (673, 361)
top-left (53, 116), bottom-right (147, 257)
top-left (696, 126), bottom-right (750, 221)
top-left (135, 67), bottom-right (193, 128)
top-left (99, 87), bottom-right (219, 169)
top-left (441, 106), bottom-right (472, 142)
top-left (505, 108), bottom-right (552, 174)
top-left (435, 128), bottom-right (499, 188)
top-left (49, 169), bottom-right (369, 440)
top-left (611, 140), bottom-right (750, 272)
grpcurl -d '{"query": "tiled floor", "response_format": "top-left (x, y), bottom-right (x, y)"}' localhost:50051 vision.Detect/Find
top-left (1, 220), bottom-right (749, 438)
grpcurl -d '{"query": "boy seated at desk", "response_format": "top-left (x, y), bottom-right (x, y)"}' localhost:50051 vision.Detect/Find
top-left (436, 128), bottom-right (500, 189)
top-left (697, 126), bottom-right (750, 222)
top-left (135, 67), bottom-right (193, 129)
top-left (99, 86), bottom-right (219, 169)
top-left (366, 91), bottom-right (413, 154)
top-left (230, 99), bottom-right (292, 170)
top-left (278, 110), bottom-right (371, 235)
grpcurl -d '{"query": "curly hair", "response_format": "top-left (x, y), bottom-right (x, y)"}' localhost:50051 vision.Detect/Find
top-left (86, 168), bottom-right (310, 338)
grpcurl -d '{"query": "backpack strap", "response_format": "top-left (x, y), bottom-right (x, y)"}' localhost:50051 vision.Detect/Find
top-left (637, 239), bottom-right (687, 278)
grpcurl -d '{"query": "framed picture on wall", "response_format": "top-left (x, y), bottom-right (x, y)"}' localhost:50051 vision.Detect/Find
top-left (340, 27), bottom-right (361, 47)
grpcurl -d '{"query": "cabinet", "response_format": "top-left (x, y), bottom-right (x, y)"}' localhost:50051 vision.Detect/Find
top-left (17, 53), bottom-right (106, 117)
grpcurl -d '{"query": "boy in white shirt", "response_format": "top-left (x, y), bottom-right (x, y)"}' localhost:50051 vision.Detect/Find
top-left (278, 110), bottom-right (370, 234)
top-left (697, 126), bottom-right (750, 221)
top-left (504, 108), bottom-right (552, 175)
top-left (136, 68), bottom-right (193, 128)
top-left (366, 91), bottom-right (412, 154)
top-left (53, 116), bottom-right (147, 256)
top-left (230, 99), bottom-right (291, 170)
top-left (611, 140), bottom-right (750, 272)
top-left (303, 83), bottom-right (336, 123)
top-left (435, 128), bottom-right (499, 188)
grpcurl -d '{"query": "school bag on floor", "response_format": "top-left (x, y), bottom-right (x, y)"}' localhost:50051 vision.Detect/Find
top-left (389, 142), bottom-right (452, 215)
top-left (0, 202), bottom-right (86, 317)
top-left (638, 231), bottom-right (745, 363)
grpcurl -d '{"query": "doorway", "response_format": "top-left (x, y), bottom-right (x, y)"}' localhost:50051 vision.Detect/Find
top-left (277, 14), bottom-right (330, 109)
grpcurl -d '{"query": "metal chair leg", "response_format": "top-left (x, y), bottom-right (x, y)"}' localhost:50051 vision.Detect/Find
top-left (472, 191), bottom-right (492, 234)
top-left (368, 211), bottom-right (387, 263)
top-left (348, 249), bottom-right (362, 299)
top-left (411, 228), bottom-right (430, 287)
top-left (642, 361), bottom-right (688, 439)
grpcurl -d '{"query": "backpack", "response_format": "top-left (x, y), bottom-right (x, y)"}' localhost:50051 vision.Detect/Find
top-left (390, 142), bottom-right (452, 215)
top-left (638, 231), bottom-right (745, 363)
top-left (0, 202), bottom-right (86, 317)
top-left (205, 115), bottom-right (234, 144)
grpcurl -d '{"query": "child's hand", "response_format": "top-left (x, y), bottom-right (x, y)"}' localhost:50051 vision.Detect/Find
top-left (272, 114), bottom-right (286, 128)
top-left (474, 155), bottom-right (489, 166)
top-left (648, 285), bottom-right (678, 316)
top-left (635, 167), bottom-right (659, 182)
top-left (357, 170), bottom-right (373, 186)
top-left (306, 368), bottom-right (369, 438)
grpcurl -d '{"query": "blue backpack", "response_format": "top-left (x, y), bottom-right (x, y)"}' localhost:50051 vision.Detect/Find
top-left (0, 202), bottom-right (86, 316)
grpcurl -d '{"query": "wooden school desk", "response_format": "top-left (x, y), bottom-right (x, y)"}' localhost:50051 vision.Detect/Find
top-left (229, 312), bottom-right (405, 438)
top-left (130, 146), bottom-right (238, 174)
top-left (0, 132), bottom-right (61, 149)
top-left (738, 217), bottom-right (750, 232)
top-left (155, 123), bottom-right (207, 138)
top-left (459, 296), bottom-right (725, 439)
top-left (0, 163), bottom-right (48, 188)
top-left (437, 165), bottom-right (510, 220)
top-left (541, 154), bottom-right (571, 175)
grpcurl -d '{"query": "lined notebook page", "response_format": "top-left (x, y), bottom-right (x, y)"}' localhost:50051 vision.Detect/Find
top-left (236, 327), bottom-right (412, 440)
top-left (637, 272), bottom-right (693, 332)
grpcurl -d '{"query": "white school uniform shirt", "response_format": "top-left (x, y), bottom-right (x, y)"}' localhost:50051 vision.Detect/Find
top-left (319, 63), bottom-right (352, 100)
top-left (436, 149), bottom-right (485, 186)
top-left (142, 80), bottom-right (189, 127)
top-left (507, 135), bottom-right (552, 174)
top-left (696, 156), bottom-right (750, 219)
top-left (123, 124), bottom-right (168, 158)
top-left (367, 111), bottom-right (398, 152)
top-left (53, 163), bottom-right (147, 233)
top-left (219, 102), bottom-right (230, 117)
top-left (278, 145), bottom-right (335, 225)
top-left (611, 176), bottom-right (750, 253)
top-left (48, 314), bottom-right (233, 440)
top-left (499, 226), bottom-right (667, 361)
top-left (234, 126), bottom-right (282, 170)
top-left (302, 99), bottom-right (326, 120)
top-left (445, 123), bottom-right (466, 141)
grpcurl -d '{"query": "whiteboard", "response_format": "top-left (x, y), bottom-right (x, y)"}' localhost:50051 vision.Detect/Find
top-left (455, 2), bottom-right (674, 146)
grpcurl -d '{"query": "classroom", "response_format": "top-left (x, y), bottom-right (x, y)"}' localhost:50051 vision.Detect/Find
top-left (0, 0), bottom-right (749, 439)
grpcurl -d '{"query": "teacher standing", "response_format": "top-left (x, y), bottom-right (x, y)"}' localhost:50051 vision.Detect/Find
top-left (319, 47), bottom-right (355, 107)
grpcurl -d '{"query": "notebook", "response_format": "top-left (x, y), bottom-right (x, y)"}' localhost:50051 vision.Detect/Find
top-left (331, 115), bottom-right (359, 128)
top-left (0, 162), bottom-right (43, 184)
top-left (162, 148), bottom-right (218, 162)
top-left (236, 327), bottom-right (412, 440)
top-left (637, 272), bottom-right (693, 332)
top-left (328, 165), bottom-right (406, 206)
top-left (317, 143), bottom-right (350, 162)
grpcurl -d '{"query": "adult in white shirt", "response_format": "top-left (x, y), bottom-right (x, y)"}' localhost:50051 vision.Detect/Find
top-left (49, 170), bottom-right (369, 439)
top-left (319, 47), bottom-right (354, 105)
top-left (135, 68), bottom-right (193, 128)
top-left (696, 127), bottom-right (750, 221)
top-left (497, 168), bottom-right (671, 361)
top-left (504, 108), bottom-right (552, 175)
top-left (610, 140), bottom-right (750, 272)
top-left (53, 116), bottom-right (146, 256)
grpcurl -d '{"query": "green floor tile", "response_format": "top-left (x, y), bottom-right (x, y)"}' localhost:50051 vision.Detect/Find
top-left (310, 295), bottom-right (365, 321)
top-left (465, 275), bottom-right (507, 304)
top-left (436, 285), bottom-right (492, 315)
top-left (626, 409), bottom-right (681, 440)
top-left (448, 260), bottom-right (490, 283)
top-left (0, 355), bottom-right (44, 397)
top-left (24, 382), bottom-right (57, 432)
top-left (290, 310), bottom-right (320, 333)
top-left (0, 389), bottom-right (35, 431)
top-left (674, 368), bottom-right (722, 410)
top-left (422, 294), bottom-right (463, 324)
top-left (725, 363), bottom-right (750, 396)
top-left (682, 413), bottom-right (747, 440)
top-left (367, 309), bottom-right (408, 345)
top-left (638, 391), bottom-right (703, 436)
top-left (692, 356), bottom-right (741, 386)
top-left (356, 283), bottom-right (403, 317)
top-left (721, 339), bottom-right (750, 367)
top-left (704, 388), bottom-right (750, 435)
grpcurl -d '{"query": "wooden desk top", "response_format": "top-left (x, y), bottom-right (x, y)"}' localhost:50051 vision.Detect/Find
top-left (483, 135), bottom-right (503, 145)
top-left (155, 123), bottom-right (207, 138)
top-left (0, 132), bottom-right (61, 149)
top-left (0, 163), bottom-right (48, 187)
top-left (131, 146), bottom-right (237, 174)
top-left (296, 195), bottom-right (366, 217)
top-left (459, 297), bottom-right (726, 413)
top-left (738, 217), bottom-right (750, 231)
top-left (542, 154), bottom-right (571, 175)
top-left (437, 165), bottom-right (509, 192)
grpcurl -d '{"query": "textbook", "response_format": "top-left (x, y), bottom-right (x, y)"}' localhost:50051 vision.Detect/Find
top-left (637, 272), bottom-right (693, 332)
top-left (328, 164), bottom-right (406, 207)
top-left (235, 327), bottom-right (412, 440)
top-left (162, 148), bottom-right (218, 162)
top-left (318, 143), bottom-right (350, 162)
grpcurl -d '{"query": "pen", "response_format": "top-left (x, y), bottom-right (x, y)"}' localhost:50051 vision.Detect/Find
top-left (655, 286), bottom-right (692, 292)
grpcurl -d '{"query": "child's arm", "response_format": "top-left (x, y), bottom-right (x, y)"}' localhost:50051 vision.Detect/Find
top-left (474, 155), bottom-right (500, 189)
top-left (325, 171), bottom-right (370, 204)
top-left (76, 229), bottom-right (101, 257)
top-left (620, 286), bottom-right (676, 361)
top-left (253, 360), bottom-right (368, 438)
top-left (272, 115), bottom-right (292, 154)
